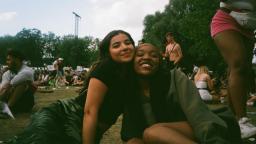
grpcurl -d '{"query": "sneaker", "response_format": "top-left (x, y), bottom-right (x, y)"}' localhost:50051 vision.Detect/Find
top-left (239, 117), bottom-right (256, 139)
top-left (0, 102), bottom-right (15, 119)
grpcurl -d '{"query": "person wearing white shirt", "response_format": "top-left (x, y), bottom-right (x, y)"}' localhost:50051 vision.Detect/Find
top-left (0, 49), bottom-right (35, 114)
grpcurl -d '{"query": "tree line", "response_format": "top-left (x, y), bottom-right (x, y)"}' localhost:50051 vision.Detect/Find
top-left (0, 28), bottom-right (99, 68)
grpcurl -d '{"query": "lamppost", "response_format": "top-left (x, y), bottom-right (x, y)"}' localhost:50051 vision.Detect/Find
top-left (72, 12), bottom-right (81, 37)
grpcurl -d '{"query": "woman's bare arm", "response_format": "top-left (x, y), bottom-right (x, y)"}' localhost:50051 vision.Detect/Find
top-left (82, 78), bottom-right (108, 144)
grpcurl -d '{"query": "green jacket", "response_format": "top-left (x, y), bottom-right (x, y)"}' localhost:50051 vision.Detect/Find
top-left (168, 69), bottom-right (241, 144)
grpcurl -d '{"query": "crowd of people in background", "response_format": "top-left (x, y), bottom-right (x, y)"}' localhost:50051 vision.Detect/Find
top-left (33, 66), bottom-right (88, 88)
top-left (0, 66), bottom-right (89, 89)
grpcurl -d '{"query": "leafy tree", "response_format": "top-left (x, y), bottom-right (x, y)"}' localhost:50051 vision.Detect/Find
top-left (56, 35), bottom-right (97, 68)
top-left (41, 32), bottom-right (61, 65)
top-left (0, 29), bottom-right (99, 68)
top-left (84, 38), bottom-right (100, 67)
top-left (142, 0), bottom-right (225, 74)
top-left (0, 35), bottom-right (16, 64)
top-left (16, 28), bottom-right (44, 66)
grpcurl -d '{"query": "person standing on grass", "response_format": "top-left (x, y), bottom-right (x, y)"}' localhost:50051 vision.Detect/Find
top-left (211, 0), bottom-right (256, 139)
top-left (53, 57), bottom-right (64, 87)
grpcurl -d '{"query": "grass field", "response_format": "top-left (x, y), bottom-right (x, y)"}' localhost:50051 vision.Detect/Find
top-left (1, 86), bottom-right (256, 143)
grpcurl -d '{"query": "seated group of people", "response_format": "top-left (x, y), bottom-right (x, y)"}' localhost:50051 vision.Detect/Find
top-left (68, 70), bottom-right (88, 86)
top-left (34, 67), bottom-right (88, 87)
top-left (34, 70), bottom-right (54, 87)
top-left (0, 30), bottom-right (245, 144)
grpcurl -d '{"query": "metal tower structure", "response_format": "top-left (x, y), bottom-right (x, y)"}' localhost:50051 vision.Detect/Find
top-left (72, 12), bottom-right (81, 37)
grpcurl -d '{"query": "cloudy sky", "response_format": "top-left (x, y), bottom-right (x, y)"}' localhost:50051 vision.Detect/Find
top-left (0, 0), bottom-right (169, 43)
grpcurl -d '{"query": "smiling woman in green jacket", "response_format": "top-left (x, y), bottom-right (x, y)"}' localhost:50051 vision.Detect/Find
top-left (121, 43), bottom-right (241, 144)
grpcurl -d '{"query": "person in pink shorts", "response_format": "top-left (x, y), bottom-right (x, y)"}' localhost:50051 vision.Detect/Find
top-left (211, 0), bottom-right (256, 139)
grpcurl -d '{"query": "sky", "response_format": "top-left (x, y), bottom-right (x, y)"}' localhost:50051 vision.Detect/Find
top-left (0, 0), bottom-right (169, 43)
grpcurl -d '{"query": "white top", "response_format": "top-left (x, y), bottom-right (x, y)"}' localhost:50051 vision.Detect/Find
top-left (220, 0), bottom-right (256, 11)
top-left (0, 64), bottom-right (34, 88)
top-left (53, 60), bottom-right (59, 70)
top-left (253, 47), bottom-right (256, 64)
top-left (195, 81), bottom-right (208, 89)
top-left (195, 81), bottom-right (212, 101)
top-left (253, 56), bottom-right (256, 65)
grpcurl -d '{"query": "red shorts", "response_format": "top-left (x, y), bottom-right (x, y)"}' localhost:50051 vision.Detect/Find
top-left (210, 9), bottom-right (252, 38)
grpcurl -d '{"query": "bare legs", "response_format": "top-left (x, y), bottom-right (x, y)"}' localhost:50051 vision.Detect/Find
top-left (213, 30), bottom-right (254, 119)
top-left (143, 121), bottom-right (196, 144)
top-left (126, 138), bottom-right (144, 144)
top-left (7, 82), bottom-right (30, 108)
top-left (0, 82), bottom-right (30, 109)
top-left (126, 121), bottom-right (196, 144)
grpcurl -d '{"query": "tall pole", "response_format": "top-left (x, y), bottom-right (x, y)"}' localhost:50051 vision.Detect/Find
top-left (72, 12), bottom-right (81, 37)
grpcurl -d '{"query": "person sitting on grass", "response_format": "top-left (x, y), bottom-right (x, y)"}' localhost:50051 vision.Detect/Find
top-left (194, 65), bottom-right (214, 102)
top-left (0, 49), bottom-right (35, 115)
